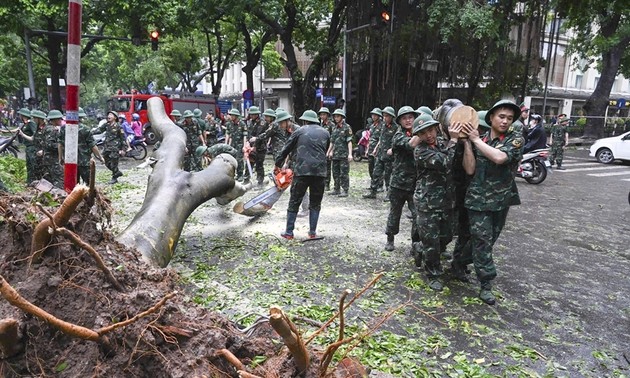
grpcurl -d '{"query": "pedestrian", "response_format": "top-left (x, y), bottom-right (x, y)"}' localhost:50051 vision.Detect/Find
top-left (549, 115), bottom-right (569, 170)
top-left (326, 108), bottom-right (352, 197)
top-left (17, 108), bottom-right (38, 183)
top-left (246, 106), bottom-right (268, 187)
top-left (384, 106), bottom-right (421, 252)
top-left (450, 110), bottom-right (487, 282)
top-left (409, 115), bottom-right (463, 291)
top-left (225, 108), bottom-right (249, 181)
top-left (523, 114), bottom-right (547, 153)
top-left (318, 107), bottom-right (334, 191)
top-left (366, 108), bottom-right (383, 181)
top-left (180, 110), bottom-right (205, 172)
top-left (460, 100), bottom-right (524, 305)
top-left (95, 111), bottom-right (129, 184)
top-left (59, 108), bottom-right (104, 185)
top-left (364, 106), bottom-right (396, 200)
top-left (276, 110), bottom-right (330, 240)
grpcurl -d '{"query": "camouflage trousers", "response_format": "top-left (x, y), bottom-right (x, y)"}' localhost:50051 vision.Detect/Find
top-left (370, 158), bottom-right (392, 192)
top-left (416, 209), bottom-right (454, 277)
top-left (452, 184), bottom-right (472, 266)
top-left (549, 143), bottom-right (564, 166)
top-left (288, 176), bottom-right (325, 213)
top-left (331, 159), bottom-right (349, 192)
top-left (78, 165), bottom-right (91, 185)
top-left (42, 162), bottom-right (64, 188)
top-left (25, 147), bottom-right (37, 184)
top-left (468, 208), bottom-right (510, 284)
top-left (104, 151), bottom-right (122, 178)
top-left (386, 187), bottom-right (419, 242)
top-left (325, 158), bottom-right (332, 188)
top-left (250, 149), bottom-right (266, 184)
top-left (368, 155), bottom-right (376, 180)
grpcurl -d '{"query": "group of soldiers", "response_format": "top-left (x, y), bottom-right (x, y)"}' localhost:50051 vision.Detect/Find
top-left (351, 101), bottom-right (525, 305)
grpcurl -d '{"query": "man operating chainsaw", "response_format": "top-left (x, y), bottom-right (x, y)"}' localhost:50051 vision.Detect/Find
top-left (275, 110), bottom-right (330, 240)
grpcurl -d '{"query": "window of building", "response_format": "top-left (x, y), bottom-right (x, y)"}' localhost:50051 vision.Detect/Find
top-left (594, 77), bottom-right (600, 88)
top-left (574, 75), bottom-right (583, 89)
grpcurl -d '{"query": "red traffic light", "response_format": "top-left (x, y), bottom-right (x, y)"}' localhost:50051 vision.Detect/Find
top-left (150, 30), bottom-right (159, 40)
top-left (381, 11), bottom-right (390, 22)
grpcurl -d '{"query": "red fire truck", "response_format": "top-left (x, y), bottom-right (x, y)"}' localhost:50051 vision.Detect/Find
top-left (107, 91), bottom-right (217, 144)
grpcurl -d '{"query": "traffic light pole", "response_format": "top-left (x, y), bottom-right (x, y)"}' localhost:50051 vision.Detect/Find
top-left (342, 23), bottom-right (372, 111)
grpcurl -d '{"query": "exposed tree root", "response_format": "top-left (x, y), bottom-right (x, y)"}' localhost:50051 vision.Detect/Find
top-left (216, 348), bottom-right (245, 371)
top-left (0, 318), bottom-right (23, 358)
top-left (269, 306), bottom-right (310, 373)
top-left (31, 185), bottom-right (89, 262)
top-left (319, 289), bottom-right (351, 376)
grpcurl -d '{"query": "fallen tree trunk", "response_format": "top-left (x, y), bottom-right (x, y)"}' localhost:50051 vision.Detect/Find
top-left (117, 98), bottom-right (240, 267)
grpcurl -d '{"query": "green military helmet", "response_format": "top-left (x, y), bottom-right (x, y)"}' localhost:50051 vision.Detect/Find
top-left (382, 106), bottom-right (396, 117)
top-left (332, 108), bottom-right (346, 118)
top-left (182, 110), bottom-right (194, 118)
top-left (318, 107), bottom-right (330, 115)
top-left (412, 113), bottom-right (437, 135)
top-left (78, 107), bottom-right (87, 118)
top-left (299, 109), bottom-right (320, 124)
top-left (275, 107), bottom-right (285, 113)
top-left (193, 108), bottom-right (203, 117)
top-left (485, 100), bottom-right (521, 125)
top-left (228, 108), bottom-right (241, 117)
top-left (47, 109), bottom-right (64, 120)
top-left (170, 109), bottom-right (182, 117)
top-left (275, 110), bottom-right (292, 123)
top-left (263, 108), bottom-right (276, 118)
top-left (416, 106), bottom-right (433, 116)
top-left (31, 110), bottom-right (47, 120)
top-left (248, 106), bottom-right (260, 115)
top-left (558, 114), bottom-right (570, 124)
top-left (477, 110), bottom-right (490, 129)
top-left (195, 145), bottom-right (209, 157)
top-left (370, 107), bottom-right (383, 117)
top-left (396, 105), bottom-right (418, 124)
top-left (18, 108), bottom-right (31, 118)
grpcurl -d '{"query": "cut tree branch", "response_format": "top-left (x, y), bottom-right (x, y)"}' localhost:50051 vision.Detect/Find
top-left (269, 306), bottom-right (310, 373)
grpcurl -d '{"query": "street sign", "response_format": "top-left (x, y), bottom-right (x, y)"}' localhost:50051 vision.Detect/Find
top-left (323, 96), bottom-right (336, 105)
top-left (243, 89), bottom-right (254, 100)
top-left (617, 98), bottom-right (626, 109)
top-left (315, 88), bottom-right (322, 98)
top-left (217, 100), bottom-right (232, 115)
top-left (244, 99), bottom-right (253, 110)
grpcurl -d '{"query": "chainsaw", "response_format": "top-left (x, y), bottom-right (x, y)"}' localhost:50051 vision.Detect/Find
top-left (240, 168), bottom-right (293, 212)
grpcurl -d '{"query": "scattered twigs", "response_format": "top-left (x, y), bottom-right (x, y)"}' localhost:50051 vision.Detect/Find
top-left (216, 348), bottom-right (245, 371)
top-left (56, 227), bottom-right (125, 292)
top-left (0, 318), bottom-right (23, 358)
top-left (269, 306), bottom-right (310, 373)
top-left (97, 292), bottom-right (176, 335)
top-left (319, 289), bottom-right (352, 375)
top-left (305, 272), bottom-right (384, 345)
top-left (31, 185), bottom-right (89, 262)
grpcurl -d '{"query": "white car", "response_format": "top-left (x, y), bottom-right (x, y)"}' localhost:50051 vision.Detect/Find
top-left (589, 131), bottom-right (630, 164)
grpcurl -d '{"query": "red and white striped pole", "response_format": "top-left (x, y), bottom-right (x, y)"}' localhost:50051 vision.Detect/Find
top-left (64, 0), bottom-right (82, 192)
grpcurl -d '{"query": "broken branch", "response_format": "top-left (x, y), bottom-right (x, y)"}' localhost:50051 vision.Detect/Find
top-left (269, 306), bottom-right (310, 373)
top-left (97, 292), bottom-right (176, 335)
top-left (319, 289), bottom-right (352, 375)
top-left (216, 348), bottom-right (245, 371)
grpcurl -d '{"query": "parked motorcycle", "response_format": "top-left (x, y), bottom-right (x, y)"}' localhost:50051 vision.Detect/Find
top-left (516, 148), bottom-right (551, 184)
top-left (0, 136), bottom-right (19, 158)
top-left (92, 130), bottom-right (148, 161)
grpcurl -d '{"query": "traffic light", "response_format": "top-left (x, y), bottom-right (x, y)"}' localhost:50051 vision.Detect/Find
top-left (150, 30), bottom-right (159, 51)
top-left (381, 10), bottom-right (391, 24)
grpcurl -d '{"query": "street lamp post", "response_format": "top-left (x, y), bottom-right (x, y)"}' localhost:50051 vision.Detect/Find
top-left (342, 23), bottom-right (372, 111)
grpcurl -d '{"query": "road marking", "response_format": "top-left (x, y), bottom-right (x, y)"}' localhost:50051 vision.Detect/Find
top-left (553, 166), bottom-right (628, 172)
top-left (622, 179), bottom-right (630, 182)
top-left (560, 162), bottom-right (603, 167)
top-left (588, 171), bottom-right (630, 177)
top-left (563, 156), bottom-right (592, 161)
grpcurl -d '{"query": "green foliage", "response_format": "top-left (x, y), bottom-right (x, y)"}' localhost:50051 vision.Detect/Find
top-left (262, 44), bottom-right (283, 79)
top-left (0, 155), bottom-right (26, 192)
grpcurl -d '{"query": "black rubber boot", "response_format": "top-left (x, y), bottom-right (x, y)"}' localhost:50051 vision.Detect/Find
top-left (309, 209), bottom-right (320, 237)
top-left (281, 211), bottom-right (298, 240)
top-left (384, 234), bottom-right (395, 251)
top-left (479, 281), bottom-right (496, 305)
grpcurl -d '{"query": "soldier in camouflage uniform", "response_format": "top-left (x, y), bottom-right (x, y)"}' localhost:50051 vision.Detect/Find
top-left (16, 108), bottom-right (38, 183)
top-left (326, 108), bottom-right (353, 197)
top-left (410, 117), bottom-right (463, 291)
top-left (366, 108), bottom-right (383, 181)
top-left (96, 111), bottom-right (130, 184)
top-left (275, 110), bottom-right (330, 240)
top-left (258, 109), bottom-right (290, 162)
top-left (364, 106), bottom-right (396, 199)
top-left (180, 110), bottom-right (205, 172)
top-left (549, 115), bottom-right (569, 170)
top-left (318, 107), bottom-right (334, 191)
top-left (193, 108), bottom-right (208, 143)
top-left (225, 108), bottom-right (249, 181)
top-left (59, 108), bottom-right (104, 185)
top-left (450, 111), bottom-right (488, 282)
top-left (170, 109), bottom-right (182, 124)
top-left (458, 100), bottom-right (524, 305)
top-left (195, 143), bottom-right (239, 168)
top-left (246, 106), bottom-right (268, 186)
top-left (204, 112), bottom-right (219, 146)
top-left (384, 106), bottom-right (420, 251)
top-left (32, 110), bottom-right (64, 188)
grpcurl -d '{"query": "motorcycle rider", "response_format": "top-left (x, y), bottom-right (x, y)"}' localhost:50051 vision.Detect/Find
top-left (523, 114), bottom-right (547, 153)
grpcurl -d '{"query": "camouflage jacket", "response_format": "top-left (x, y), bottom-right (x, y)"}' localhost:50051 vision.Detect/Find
top-left (389, 128), bottom-right (416, 191)
top-left (465, 129), bottom-right (524, 211)
top-left (377, 123), bottom-right (397, 161)
top-left (452, 141), bottom-right (472, 207)
top-left (367, 121), bottom-right (383, 155)
top-left (22, 120), bottom-right (37, 148)
top-left (96, 121), bottom-right (127, 152)
top-left (276, 124), bottom-right (330, 177)
top-left (59, 124), bottom-right (97, 166)
top-left (321, 119), bottom-right (334, 135)
top-left (247, 118), bottom-right (268, 151)
top-left (330, 122), bottom-right (353, 160)
top-left (208, 143), bottom-right (238, 159)
top-left (35, 124), bottom-right (61, 162)
top-left (259, 122), bottom-right (286, 160)
top-left (550, 124), bottom-right (567, 146)
top-left (226, 120), bottom-right (248, 149)
top-left (413, 137), bottom-right (456, 211)
top-left (181, 119), bottom-right (203, 149)
top-left (195, 117), bottom-right (208, 132)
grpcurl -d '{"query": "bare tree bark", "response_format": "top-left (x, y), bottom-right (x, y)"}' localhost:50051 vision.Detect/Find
top-left (117, 98), bottom-right (242, 267)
